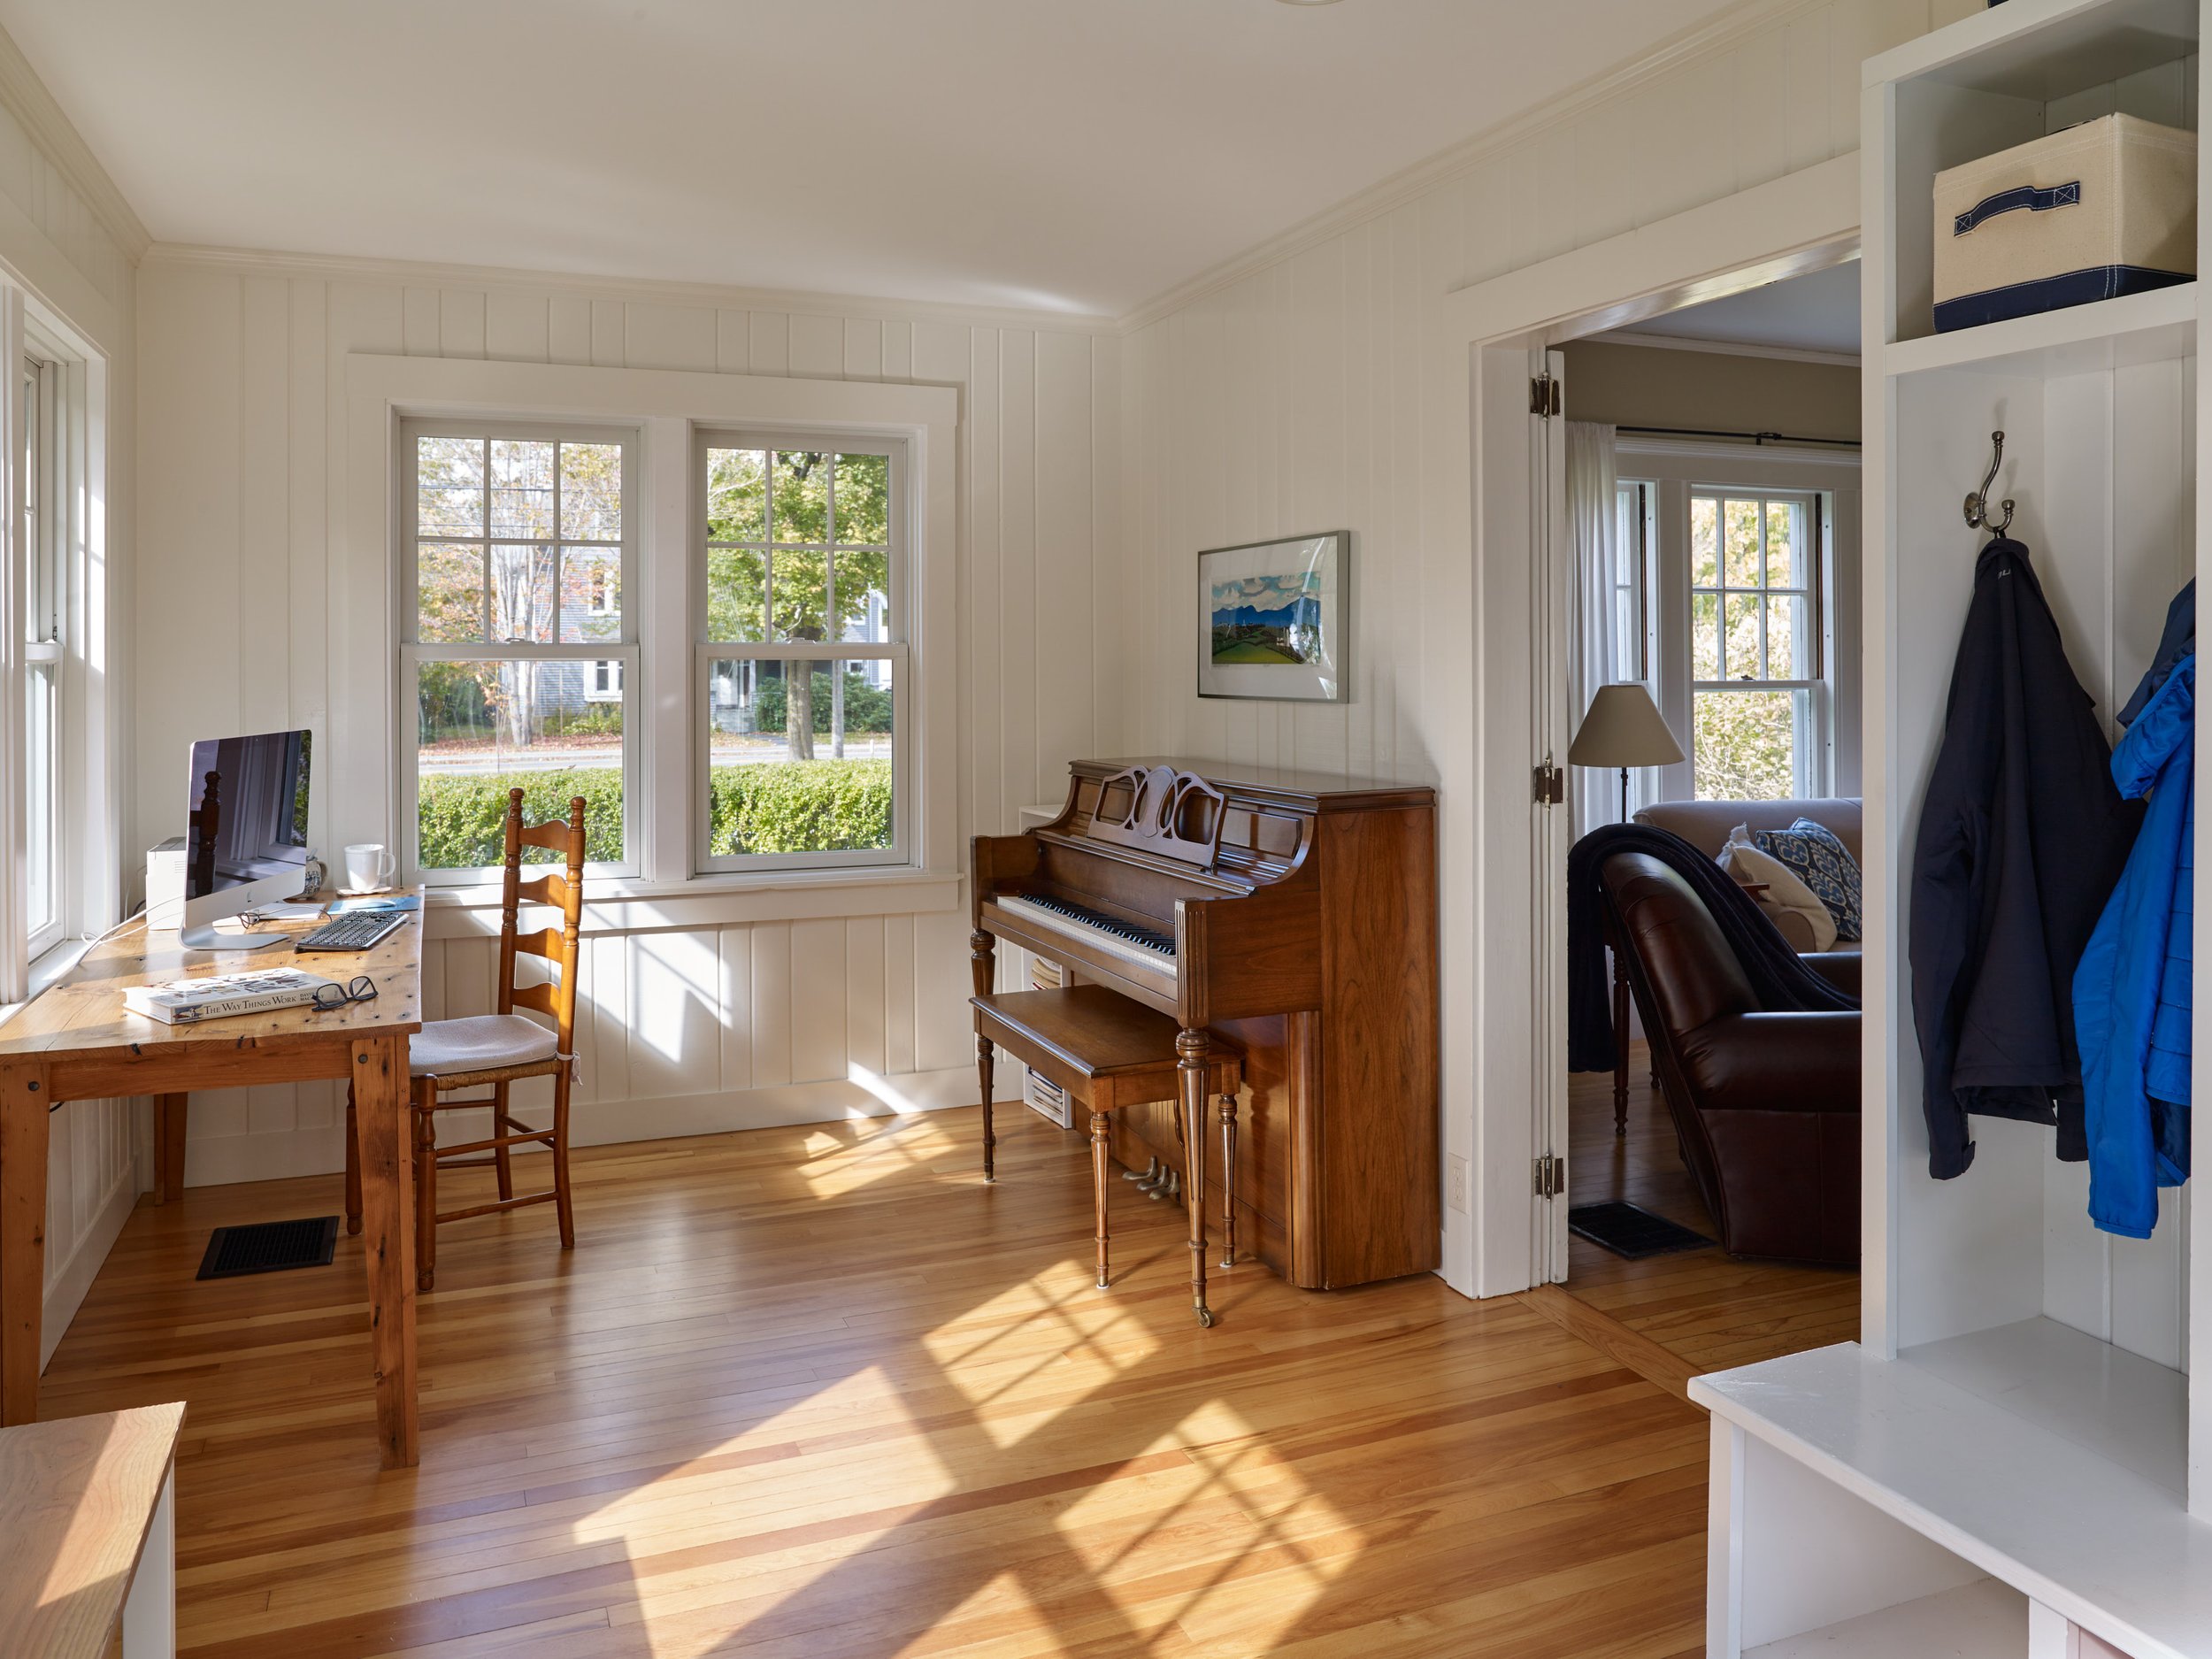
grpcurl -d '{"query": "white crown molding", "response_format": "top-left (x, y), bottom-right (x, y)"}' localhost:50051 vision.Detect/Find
top-left (0, 22), bottom-right (149, 262)
top-left (1594, 329), bottom-right (1862, 368)
top-left (142, 242), bottom-right (1121, 336)
top-left (1117, 0), bottom-right (1827, 334)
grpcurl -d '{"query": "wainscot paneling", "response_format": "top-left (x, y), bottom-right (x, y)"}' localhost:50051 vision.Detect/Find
top-left (135, 257), bottom-right (1116, 1185)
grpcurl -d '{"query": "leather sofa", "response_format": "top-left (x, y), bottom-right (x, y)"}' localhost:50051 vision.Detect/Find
top-left (1600, 849), bottom-right (1860, 1266)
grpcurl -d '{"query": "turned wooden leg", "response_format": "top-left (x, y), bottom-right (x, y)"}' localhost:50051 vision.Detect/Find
top-left (1217, 1091), bottom-right (1238, 1269)
top-left (492, 1079), bottom-right (514, 1202)
top-left (1176, 1030), bottom-right (1212, 1327)
top-left (1090, 1110), bottom-right (1111, 1289)
top-left (413, 1083), bottom-right (438, 1295)
top-left (552, 1064), bottom-right (575, 1250)
top-left (975, 1036), bottom-right (996, 1182)
top-left (1612, 950), bottom-right (1630, 1138)
top-left (971, 929), bottom-right (997, 1182)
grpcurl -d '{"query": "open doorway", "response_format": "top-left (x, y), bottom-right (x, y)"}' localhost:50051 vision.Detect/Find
top-left (1549, 258), bottom-right (1864, 1366)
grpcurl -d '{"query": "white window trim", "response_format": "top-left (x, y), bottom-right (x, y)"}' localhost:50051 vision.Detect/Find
top-left (0, 290), bottom-right (119, 1001)
top-left (344, 354), bottom-right (959, 913)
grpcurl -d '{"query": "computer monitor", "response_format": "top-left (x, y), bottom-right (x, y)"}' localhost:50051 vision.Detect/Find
top-left (181, 728), bottom-right (313, 950)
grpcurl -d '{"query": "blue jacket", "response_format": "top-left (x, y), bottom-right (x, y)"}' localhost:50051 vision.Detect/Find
top-left (2074, 654), bottom-right (2193, 1239)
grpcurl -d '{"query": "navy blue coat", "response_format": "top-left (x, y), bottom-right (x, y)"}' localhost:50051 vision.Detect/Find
top-left (1909, 539), bottom-right (2142, 1179)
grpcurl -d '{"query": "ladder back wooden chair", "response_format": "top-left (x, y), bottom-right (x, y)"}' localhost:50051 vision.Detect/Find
top-left (344, 789), bottom-right (587, 1292)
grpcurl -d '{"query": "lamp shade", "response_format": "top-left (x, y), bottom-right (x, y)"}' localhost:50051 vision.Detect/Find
top-left (1568, 683), bottom-right (1684, 769)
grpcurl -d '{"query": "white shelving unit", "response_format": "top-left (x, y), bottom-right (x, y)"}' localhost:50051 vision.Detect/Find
top-left (1691, 2), bottom-right (2212, 1655)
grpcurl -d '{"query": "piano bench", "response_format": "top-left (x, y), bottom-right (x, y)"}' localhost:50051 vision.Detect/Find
top-left (971, 986), bottom-right (1242, 1323)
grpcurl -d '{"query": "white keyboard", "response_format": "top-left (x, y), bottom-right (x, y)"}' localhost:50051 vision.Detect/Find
top-left (995, 894), bottom-right (1177, 974)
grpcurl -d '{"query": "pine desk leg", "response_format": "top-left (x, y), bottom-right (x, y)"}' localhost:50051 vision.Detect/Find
top-left (0, 1062), bottom-right (50, 1427)
top-left (350, 1033), bottom-right (420, 1467)
top-left (153, 1094), bottom-right (188, 1204)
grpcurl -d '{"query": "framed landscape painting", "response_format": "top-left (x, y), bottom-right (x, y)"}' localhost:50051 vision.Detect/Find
top-left (1197, 532), bottom-right (1348, 703)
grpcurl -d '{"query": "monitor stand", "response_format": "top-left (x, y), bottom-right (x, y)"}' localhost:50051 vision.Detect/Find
top-left (179, 923), bottom-right (290, 952)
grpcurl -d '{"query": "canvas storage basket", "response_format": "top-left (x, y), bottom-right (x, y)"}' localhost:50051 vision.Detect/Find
top-left (1932, 113), bottom-right (2195, 332)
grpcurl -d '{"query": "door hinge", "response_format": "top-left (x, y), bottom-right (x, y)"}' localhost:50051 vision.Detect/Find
top-left (1533, 1153), bottom-right (1566, 1200)
top-left (1530, 371), bottom-right (1562, 418)
top-left (1533, 757), bottom-right (1564, 806)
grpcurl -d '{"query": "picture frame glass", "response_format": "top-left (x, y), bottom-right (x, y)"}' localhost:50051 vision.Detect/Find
top-left (1198, 533), bottom-right (1347, 703)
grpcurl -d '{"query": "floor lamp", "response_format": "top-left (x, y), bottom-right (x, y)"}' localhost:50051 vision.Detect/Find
top-left (1568, 682), bottom-right (1684, 826)
top-left (1567, 682), bottom-right (1684, 1135)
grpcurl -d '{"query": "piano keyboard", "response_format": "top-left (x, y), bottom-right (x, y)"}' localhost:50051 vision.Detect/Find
top-left (995, 893), bottom-right (1178, 971)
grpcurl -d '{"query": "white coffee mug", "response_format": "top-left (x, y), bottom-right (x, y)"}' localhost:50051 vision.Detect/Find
top-left (344, 843), bottom-right (396, 892)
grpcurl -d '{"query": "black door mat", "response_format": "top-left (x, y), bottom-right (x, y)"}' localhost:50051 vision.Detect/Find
top-left (197, 1216), bottom-right (340, 1279)
top-left (1568, 1201), bottom-right (1713, 1259)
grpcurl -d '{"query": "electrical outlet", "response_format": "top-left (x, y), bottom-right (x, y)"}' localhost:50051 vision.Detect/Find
top-left (1448, 1155), bottom-right (1468, 1214)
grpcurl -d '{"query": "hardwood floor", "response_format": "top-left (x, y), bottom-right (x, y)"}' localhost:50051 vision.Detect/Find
top-left (34, 1086), bottom-right (1839, 1657)
top-left (1563, 1045), bottom-right (1860, 1379)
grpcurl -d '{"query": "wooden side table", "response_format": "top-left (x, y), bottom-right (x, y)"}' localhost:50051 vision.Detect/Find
top-left (0, 1402), bottom-right (184, 1656)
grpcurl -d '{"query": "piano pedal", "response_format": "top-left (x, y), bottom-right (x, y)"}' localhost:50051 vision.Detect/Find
top-left (1150, 1169), bottom-right (1180, 1202)
top-left (1123, 1156), bottom-right (1163, 1187)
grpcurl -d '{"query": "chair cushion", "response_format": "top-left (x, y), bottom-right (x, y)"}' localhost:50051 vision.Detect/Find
top-left (410, 1014), bottom-right (560, 1077)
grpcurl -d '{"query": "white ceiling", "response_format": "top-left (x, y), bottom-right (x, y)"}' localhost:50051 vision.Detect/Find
top-left (1615, 259), bottom-right (1863, 356)
top-left (5, 0), bottom-right (1732, 319)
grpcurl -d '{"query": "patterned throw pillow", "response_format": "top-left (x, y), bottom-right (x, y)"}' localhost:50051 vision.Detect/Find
top-left (1751, 818), bottom-right (1863, 941)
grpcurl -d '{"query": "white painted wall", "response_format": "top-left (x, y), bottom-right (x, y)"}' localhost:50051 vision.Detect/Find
top-left (1121, 0), bottom-right (1978, 1294)
top-left (0, 73), bottom-right (140, 1360)
top-left (134, 252), bottom-right (1123, 1183)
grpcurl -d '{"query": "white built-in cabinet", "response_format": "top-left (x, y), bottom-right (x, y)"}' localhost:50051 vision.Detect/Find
top-left (1692, 1), bottom-right (2212, 1655)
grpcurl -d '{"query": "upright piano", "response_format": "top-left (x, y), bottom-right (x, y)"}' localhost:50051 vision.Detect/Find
top-left (971, 757), bottom-right (1439, 1291)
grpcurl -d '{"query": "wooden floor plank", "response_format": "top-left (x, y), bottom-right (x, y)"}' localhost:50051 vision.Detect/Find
top-left (34, 1086), bottom-right (1851, 1656)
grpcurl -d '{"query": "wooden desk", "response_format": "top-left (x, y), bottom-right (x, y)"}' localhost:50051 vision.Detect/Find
top-left (0, 901), bottom-right (423, 1466)
top-left (0, 1402), bottom-right (184, 1656)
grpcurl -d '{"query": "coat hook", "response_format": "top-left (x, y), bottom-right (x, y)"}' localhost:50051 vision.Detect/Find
top-left (1963, 430), bottom-right (2015, 537)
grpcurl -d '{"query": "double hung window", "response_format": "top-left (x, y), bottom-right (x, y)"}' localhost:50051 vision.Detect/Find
top-left (698, 437), bottom-right (904, 872)
top-left (400, 422), bottom-right (636, 877)
top-left (21, 354), bottom-right (60, 957)
top-left (1690, 489), bottom-right (1824, 799)
top-left (397, 420), bottom-right (911, 883)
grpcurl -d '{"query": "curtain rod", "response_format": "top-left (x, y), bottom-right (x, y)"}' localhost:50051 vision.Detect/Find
top-left (1614, 424), bottom-right (1860, 449)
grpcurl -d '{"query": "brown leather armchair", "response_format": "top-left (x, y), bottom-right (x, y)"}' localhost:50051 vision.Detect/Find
top-left (1601, 849), bottom-right (1859, 1266)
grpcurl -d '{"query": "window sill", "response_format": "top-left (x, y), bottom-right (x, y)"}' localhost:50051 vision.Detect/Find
top-left (420, 865), bottom-right (962, 938)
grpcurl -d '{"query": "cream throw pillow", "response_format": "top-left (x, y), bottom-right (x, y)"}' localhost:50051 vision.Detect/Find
top-left (1717, 824), bottom-right (1839, 953)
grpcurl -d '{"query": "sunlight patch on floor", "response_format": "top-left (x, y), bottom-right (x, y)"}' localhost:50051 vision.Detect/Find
top-left (918, 1267), bottom-right (1163, 1447)
top-left (1056, 1403), bottom-right (1359, 1653)
top-left (792, 1112), bottom-right (963, 1196)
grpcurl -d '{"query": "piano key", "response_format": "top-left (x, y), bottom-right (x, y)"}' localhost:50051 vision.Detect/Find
top-left (995, 894), bottom-right (1176, 969)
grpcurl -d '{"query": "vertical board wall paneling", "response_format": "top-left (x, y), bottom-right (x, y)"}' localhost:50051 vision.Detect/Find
top-left (139, 258), bottom-right (1113, 1179)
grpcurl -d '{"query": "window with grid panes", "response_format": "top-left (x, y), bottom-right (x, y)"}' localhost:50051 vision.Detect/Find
top-left (21, 355), bottom-right (59, 956)
top-left (1689, 489), bottom-right (1825, 800)
top-left (699, 437), bottom-right (903, 870)
top-left (400, 423), bottom-right (636, 878)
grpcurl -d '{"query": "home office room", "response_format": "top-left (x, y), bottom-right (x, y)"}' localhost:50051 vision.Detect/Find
top-left (5, 1), bottom-right (2211, 1655)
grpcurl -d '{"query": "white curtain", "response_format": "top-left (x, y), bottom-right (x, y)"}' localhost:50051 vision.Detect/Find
top-left (1565, 419), bottom-right (1626, 841)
